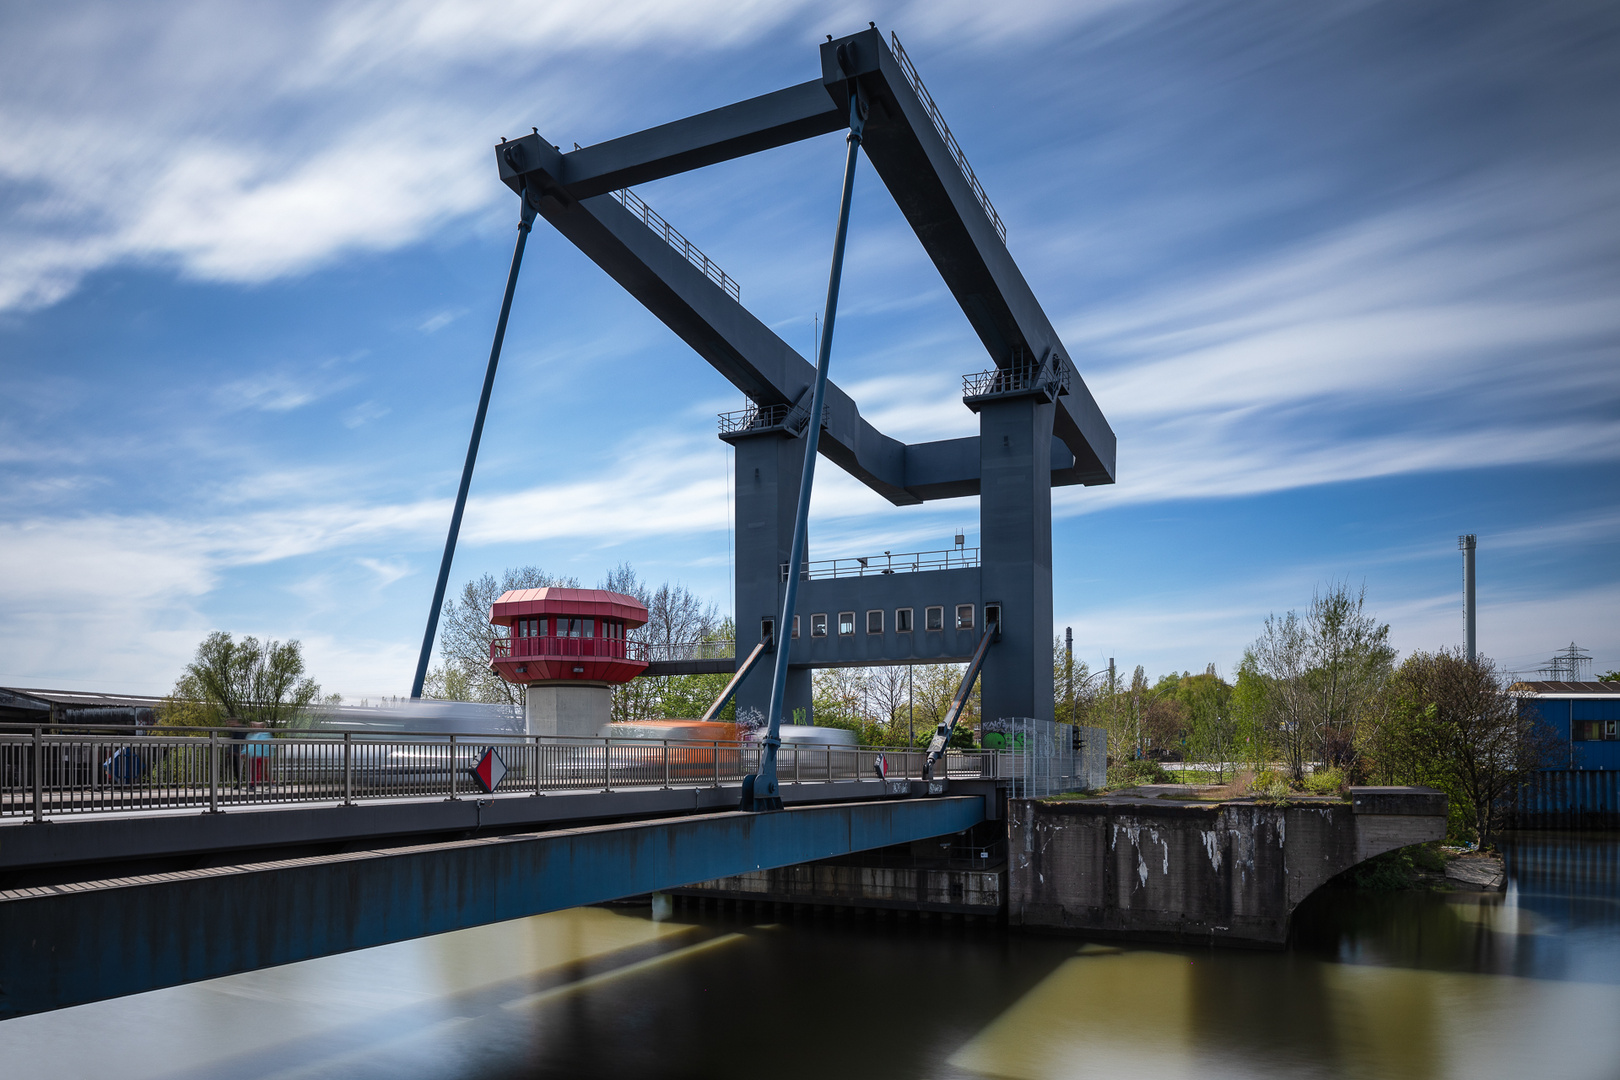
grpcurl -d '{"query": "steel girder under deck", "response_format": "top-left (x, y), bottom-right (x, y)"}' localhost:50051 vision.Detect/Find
top-left (494, 28), bottom-right (1116, 504)
top-left (0, 796), bottom-right (985, 1019)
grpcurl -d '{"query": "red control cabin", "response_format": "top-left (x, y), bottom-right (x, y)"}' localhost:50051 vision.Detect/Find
top-left (488, 587), bottom-right (649, 685)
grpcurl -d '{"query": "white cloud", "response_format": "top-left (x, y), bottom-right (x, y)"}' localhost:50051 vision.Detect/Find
top-left (1041, 168), bottom-right (1620, 510)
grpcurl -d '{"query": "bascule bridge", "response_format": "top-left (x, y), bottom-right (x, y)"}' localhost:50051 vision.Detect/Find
top-left (472, 26), bottom-right (1117, 749)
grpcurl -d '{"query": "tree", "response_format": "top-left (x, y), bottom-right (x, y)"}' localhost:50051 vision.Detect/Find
top-left (598, 563), bottom-right (727, 723)
top-left (1307, 583), bottom-right (1395, 775)
top-left (1174, 665), bottom-right (1238, 776)
top-left (1246, 583), bottom-right (1394, 782)
top-left (162, 632), bottom-right (325, 730)
top-left (1051, 637), bottom-right (1099, 726)
top-left (426, 565), bottom-right (579, 707)
top-left (1598, 670), bottom-right (1620, 683)
top-left (1374, 649), bottom-right (1563, 845)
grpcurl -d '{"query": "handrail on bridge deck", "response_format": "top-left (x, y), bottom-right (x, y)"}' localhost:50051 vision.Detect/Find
top-left (0, 723), bottom-right (1027, 823)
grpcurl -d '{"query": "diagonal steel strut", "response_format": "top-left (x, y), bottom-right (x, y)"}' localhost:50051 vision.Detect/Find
top-left (410, 182), bottom-right (538, 699)
top-left (743, 76), bottom-right (869, 812)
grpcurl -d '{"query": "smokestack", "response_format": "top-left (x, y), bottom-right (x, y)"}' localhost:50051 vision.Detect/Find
top-left (1065, 626), bottom-right (1074, 722)
top-left (1458, 534), bottom-right (1477, 663)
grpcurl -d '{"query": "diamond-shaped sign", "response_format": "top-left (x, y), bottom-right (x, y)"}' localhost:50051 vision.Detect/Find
top-left (469, 747), bottom-right (507, 794)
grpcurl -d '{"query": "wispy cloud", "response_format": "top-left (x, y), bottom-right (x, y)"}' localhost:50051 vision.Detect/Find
top-left (1043, 167), bottom-right (1620, 510)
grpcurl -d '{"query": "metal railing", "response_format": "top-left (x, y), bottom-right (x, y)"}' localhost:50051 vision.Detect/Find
top-left (889, 32), bottom-right (1007, 244)
top-left (492, 635), bottom-right (639, 661)
top-left (610, 187), bottom-right (740, 302)
top-left (717, 400), bottom-right (828, 437)
top-left (0, 724), bottom-right (1022, 821)
top-left (636, 639), bottom-right (737, 663)
top-left (781, 547), bottom-right (981, 581)
top-left (962, 354), bottom-right (1071, 400)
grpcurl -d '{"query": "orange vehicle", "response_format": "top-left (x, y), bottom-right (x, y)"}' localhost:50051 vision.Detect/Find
top-left (596, 719), bottom-right (748, 783)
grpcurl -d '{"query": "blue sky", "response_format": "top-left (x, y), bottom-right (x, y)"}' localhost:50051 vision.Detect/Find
top-left (2, 0), bottom-right (1616, 699)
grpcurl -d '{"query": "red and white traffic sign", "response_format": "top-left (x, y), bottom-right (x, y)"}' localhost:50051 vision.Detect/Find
top-left (470, 748), bottom-right (507, 793)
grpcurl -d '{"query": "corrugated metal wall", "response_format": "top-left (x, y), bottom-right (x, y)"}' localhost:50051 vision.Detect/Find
top-left (1514, 770), bottom-right (1620, 829)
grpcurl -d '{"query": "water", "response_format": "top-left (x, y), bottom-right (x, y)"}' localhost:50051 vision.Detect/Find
top-left (3, 833), bottom-right (1619, 1080)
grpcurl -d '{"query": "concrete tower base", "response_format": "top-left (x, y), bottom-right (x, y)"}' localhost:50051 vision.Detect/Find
top-left (525, 683), bottom-right (611, 738)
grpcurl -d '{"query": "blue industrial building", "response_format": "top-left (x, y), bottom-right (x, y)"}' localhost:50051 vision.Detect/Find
top-left (1516, 681), bottom-right (1620, 827)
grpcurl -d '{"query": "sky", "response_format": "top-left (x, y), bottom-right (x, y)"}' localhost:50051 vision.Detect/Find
top-left (1, 0), bottom-right (1616, 700)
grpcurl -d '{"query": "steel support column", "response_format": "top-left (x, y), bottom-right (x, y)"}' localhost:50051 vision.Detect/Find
top-left (748, 80), bottom-right (868, 810)
top-left (977, 393), bottom-right (1056, 724)
top-left (411, 186), bottom-right (539, 698)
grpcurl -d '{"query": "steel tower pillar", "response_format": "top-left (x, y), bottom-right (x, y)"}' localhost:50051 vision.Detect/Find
top-left (724, 423), bottom-right (813, 730)
top-left (974, 386), bottom-right (1057, 725)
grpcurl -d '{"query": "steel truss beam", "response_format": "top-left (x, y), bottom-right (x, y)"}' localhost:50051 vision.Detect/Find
top-left (496, 28), bottom-right (1115, 505)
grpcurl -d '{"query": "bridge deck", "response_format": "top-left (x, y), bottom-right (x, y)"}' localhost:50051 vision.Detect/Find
top-left (0, 796), bottom-right (986, 1019)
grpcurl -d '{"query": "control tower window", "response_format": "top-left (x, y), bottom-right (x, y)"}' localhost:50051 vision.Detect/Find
top-left (866, 609), bottom-right (883, 634)
top-left (811, 613), bottom-right (828, 637)
top-left (896, 607), bottom-right (913, 633)
top-left (925, 606), bottom-right (944, 632)
top-left (838, 611), bottom-right (856, 636)
top-left (956, 604), bottom-right (975, 631)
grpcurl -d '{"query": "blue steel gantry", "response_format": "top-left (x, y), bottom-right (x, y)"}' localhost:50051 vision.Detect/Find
top-left (414, 27), bottom-right (1117, 807)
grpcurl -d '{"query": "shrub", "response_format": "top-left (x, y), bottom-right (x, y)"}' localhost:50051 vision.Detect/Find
top-left (1347, 847), bottom-right (1415, 890)
top-left (1304, 767), bottom-right (1346, 796)
top-left (1249, 768), bottom-right (1292, 805)
top-left (1107, 759), bottom-right (1172, 787)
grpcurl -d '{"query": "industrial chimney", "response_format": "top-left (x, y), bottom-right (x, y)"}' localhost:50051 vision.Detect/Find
top-left (1458, 534), bottom-right (1477, 663)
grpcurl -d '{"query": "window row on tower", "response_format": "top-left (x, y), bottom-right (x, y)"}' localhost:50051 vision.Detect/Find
top-left (770, 604), bottom-right (976, 641)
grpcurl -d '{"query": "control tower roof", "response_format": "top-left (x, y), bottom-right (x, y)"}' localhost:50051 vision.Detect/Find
top-left (490, 587), bottom-right (648, 628)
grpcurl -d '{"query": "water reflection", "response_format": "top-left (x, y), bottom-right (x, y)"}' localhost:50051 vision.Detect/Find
top-left (0, 833), bottom-right (1616, 1079)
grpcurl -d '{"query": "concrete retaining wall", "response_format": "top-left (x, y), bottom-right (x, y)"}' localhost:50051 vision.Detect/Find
top-left (1008, 787), bottom-right (1446, 947)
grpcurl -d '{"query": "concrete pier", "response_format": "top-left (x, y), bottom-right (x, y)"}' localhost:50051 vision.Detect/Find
top-left (1007, 786), bottom-right (1447, 947)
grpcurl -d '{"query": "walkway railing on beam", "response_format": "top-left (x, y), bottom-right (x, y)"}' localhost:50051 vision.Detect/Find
top-left (610, 187), bottom-right (740, 302)
top-left (0, 724), bottom-right (1013, 821)
top-left (889, 31), bottom-right (1007, 244)
top-left (781, 547), bottom-right (981, 581)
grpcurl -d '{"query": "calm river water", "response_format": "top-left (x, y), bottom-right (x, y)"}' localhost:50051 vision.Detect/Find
top-left (3, 832), bottom-right (1618, 1080)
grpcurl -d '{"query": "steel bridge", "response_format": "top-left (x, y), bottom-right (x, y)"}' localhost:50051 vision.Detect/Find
top-left (0, 721), bottom-right (1099, 1019)
top-left (410, 26), bottom-right (1118, 808)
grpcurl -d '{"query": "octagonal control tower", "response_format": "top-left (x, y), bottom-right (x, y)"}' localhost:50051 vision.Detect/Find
top-left (488, 587), bottom-right (648, 737)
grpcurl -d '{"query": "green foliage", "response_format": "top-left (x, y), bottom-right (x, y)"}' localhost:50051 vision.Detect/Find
top-left (1598, 670), bottom-right (1620, 683)
top-left (1304, 767), bottom-right (1346, 795)
top-left (1409, 843), bottom-right (1447, 874)
top-left (1370, 649), bottom-right (1564, 844)
top-left (1247, 768), bottom-right (1292, 804)
top-left (1245, 582), bottom-right (1394, 782)
top-left (1347, 847), bottom-right (1416, 890)
top-left (161, 631), bottom-right (323, 730)
top-left (1107, 759), bottom-right (1171, 787)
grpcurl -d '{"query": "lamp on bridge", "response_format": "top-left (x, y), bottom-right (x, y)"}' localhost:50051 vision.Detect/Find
top-left (488, 588), bottom-right (649, 737)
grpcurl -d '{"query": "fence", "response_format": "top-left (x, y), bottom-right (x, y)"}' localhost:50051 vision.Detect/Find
top-left (0, 724), bottom-right (1020, 821)
top-left (987, 718), bottom-right (1107, 799)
